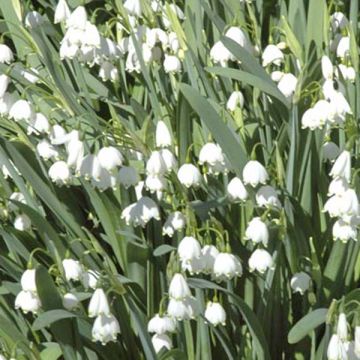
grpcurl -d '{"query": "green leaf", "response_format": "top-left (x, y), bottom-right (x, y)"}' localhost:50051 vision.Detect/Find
top-left (32, 310), bottom-right (77, 331)
top-left (153, 245), bottom-right (176, 257)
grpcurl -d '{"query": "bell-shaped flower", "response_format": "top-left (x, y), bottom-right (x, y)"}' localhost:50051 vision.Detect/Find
top-left (256, 185), bottom-right (281, 208)
top-left (162, 211), bottom-right (186, 237)
top-left (14, 214), bottom-right (31, 231)
top-left (213, 253), bottom-right (243, 281)
top-left (118, 166), bottom-right (139, 188)
top-left (168, 273), bottom-right (191, 300)
top-left (248, 249), bottom-right (273, 273)
top-left (330, 150), bottom-right (351, 182)
top-left (245, 217), bottom-right (269, 246)
top-left (204, 301), bottom-right (226, 326)
top-left (20, 269), bottom-right (37, 293)
top-left (290, 272), bottom-right (311, 295)
top-left (54, 0), bottom-right (70, 24)
top-left (15, 290), bottom-right (41, 314)
top-left (227, 177), bottom-right (248, 202)
top-left (48, 161), bottom-right (72, 185)
top-left (152, 333), bottom-right (173, 353)
top-left (0, 44), bottom-right (14, 64)
top-left (92, 314), bottom-right (120, 345)
top-left (147, 314), bottom-right (176, 334)
top-left (242, 160), bottom-right (268, 187)
top-left (262, 44), bottom-right (284, 67)
top-left (156, 121), bottom-right (172, 148)
top-left (88, 288), bottom-right (110, 318)
top-left (63, 293), bottom-right (80, 311)
top-left (177, 164), bottom-right (202, 188)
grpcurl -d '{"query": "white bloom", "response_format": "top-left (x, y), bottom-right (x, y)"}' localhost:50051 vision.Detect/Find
top-left (97, 146), bottom-right (123, 171)
top-left (167, 297), bottom-right (199, 320)
top-left (147, 314), bottom-right (176, 334)
top-left (49, 161), bottom-right (72, 185)
top-left (177, 164), bottom-right (202, 188)
top-left (92, 314), bottom-right (120, 345)
top-left (290, 272), bottom-right (311, 294)
top-left (336, 37), bottom-right (350, 59)
top-left (146, 151), bottom-right (167, 175)
top-left (54, 0), bottom-right (70, 23)
top-left (14, 214), bottom-right (31, 231)
top-left (201, 245), bottom-right (219, 274)
top-left (242, 160), bottom-right (268, 187)
top-left (213, 253), bottom-right (242, 281)
top-left (27, 113), bottom-right (50, 135)
top-left (323, 142), bottom-right (340, 162)
top-left (256, 185), bottom-right (281, 208)
top-left (164, 55), bottom-right (182, 73)
top-left (0, 92), bottom-right (15, 115)
top-left (49, 124), bottom-right (67, 144)
top-left (333, 219), bottom-right (357, 242)
top-left (0, 74), bottom-right (10, 97)
top-left (118, 166), bottom-right (139, 188)
top-left (337, 313), bottom-right (348, 341)
top-left (91, 167), bottom-right (118, 191)
top-left (321, 55), bottom-right (333, 80)
top-left (25, 11), bottom-right (44, 28)
top-left (9, 100), bottom-right (34, 122)
top-left (331, 12), bottom-right (349, 32)
top-left (205, 301), bottom-right (226, 326)
top-left (145, 174), bottom-right (167, 193)
top-left (301, 108), bottom-right (320, 130)
top-left (20, 269), bottom-right (37, 292)
top-left (336, 64), bottom-right (356, 82)
top-left (37, 140), bottom-right (59, 160)
top-left (178, 236), bottom-right (202, 263)
top-left (83, 22), bottom-right (101, 48)
top-left (324, 195), bottom-right (343, 218)
top-left (181, 256), bottom-right (205, 275)
top-left (160, 149), bottom-right (177, 173)
top-left (8, 192), bottom-right (26, 212)
top-left (262, 44), bottom-right (283, 67)
top-left (79, 154), bottom-right (102, 181)
top-left (248, 249), bottom-right (273, 273)
top-left (60, 41), bottom-right (78, 59)
top-left (329, 91), bottom-right (352, 117)
top-left (277, 73), bottom-right (297, 98)
top-left (330, 151), bottom-right (351, 182)
top-left (245, 217), bottom-right (269, 246)
top-left (226, 91), bottom-right (244, 111)
top-left (152, 334), bottom-right (172, 353)
top-left (271, 71), bottom-right (284, 82)
top-left (355, 326), bottom-right (360, 357)
top-left (210, 41), bottom-right (232, 66)
top-left (62, 259), bottom-right (83, 282)
top-left (227, 177), bottom-right (248, 202)
top-left (121, 196), bottom-right (160, 227)
top-left (81, 269), bottom-right (100, 289)
top-left (0, 44), bottom-right (14, 64)
top-left (63, 293), bottom-right (79, 310)
top-left (327, 334), bottom-right (347, 360)
top-left (156, 121), bottom-right (172, 148)
top-left (15, 290), bottom-right (41, 314)
top-left (199, 143), bottom-right (225, 167)
top-left (88, 288), bottom-right (110, 318)
top-left (66, 139), bottom-right (84, 170)
top-left (124, 0), bottom-right (142, 17)
top-left (338, 189), bottom-right (359, 217)
top-left (168, 273), bottom-right (191, 300)
top-left (162, 211), bottom-right (186, 237)
top-left (99, 61), bottom-right (119, 82)
top-left (225, 27), bottom-right (252, 53)
top-left (328, 177), bottom-right (349, 196)
top-left (67, 6), bottom-right (87, 30)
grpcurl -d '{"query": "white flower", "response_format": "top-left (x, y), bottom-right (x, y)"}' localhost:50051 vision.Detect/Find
top-left (49, 161), bottom-right (72, 185)
top-left (167, 297), bottom-right (199, 320)
top-left (256, 185), bottom-right (281, 208)
top-left (147, 314), bottom-right (176, 334)
top-left (329, 91), bottom-right (352, 117)
top-left (99, 61), bottom-right (119, 82)
top-left (27, 113), bottom-right (50, 135)
top-left (146, 151), bottom-right (167, 175)
top-left (355, 326), bottom-right (360, 357)
top-left (15, 290), bottom-right (41, 314)
top-left (336, 37), bottom-right (350, 59)
top-left (81, 269), bottom-right (100, 289)
top-left (333, 219), bottom-right (357, 242)
top-left (204, 301), bottom-right (226, 326)
top-left (164, 55), bottom-right (182, 73)
top-left (321, 55), bottom-right (333, 80)
top-left (118, 166), bottom-right (139, 188)
top-left (181, 257), bottom-right (205, 275)
top-left (331, 12), bottom-right (349, 32)
top-left (330, 151), bottom-right (351, 182)
top-left (121, 196), bottom-right (160, 227)
top-left (37, 140), bottom-right (59, 160)
top-left (92, 314), bottom-right (120, 345)
top-left (328, 177), bottom-right (348, 196)
top-left (49, 124), bottom-right (67, 144)
top-left (79, 154), bottom-right (102, 180)
top-left (160, 149), bottom-right (177, 173)
top-left (324, 195), bottom-right (342, 218)
top-left (301, 108), bottom-right (320, 130)
top-left (277, 73), bottom-right (297, 98)
top-left (201, 245), bottom-right (219, 274)
top-left (67, 6), bottom-right (87, 30)
top-left (63, 293), bottom-right (79, 310)
top-left (210, 41), bottom-right (232, 66)
top-left (323, 142), bottom-right (340, 162)
top-left (327, 334), bottom-right (347, 360)
top-left (178, 236), bottom-right (202, 262)
top-left (290, 272), bottom-right (311, 294)
top-left (8, 192), bottom-right (26, 212)
top-left (242, 160), bottom-right (268, 187)
top-left (14, 214), bottom-right (31, 231)
top-left (156, 121), bottom-right (172, 148)
top-left (62, 259), bottom-right (83, 282)
top-left (226, 91), bottom-right (244, 111)
top-left (151, 334), bottom-right (172, 353)
top-left (0, 74), bottom-right (10, 98)
top-left (337, 313), bottom-right (348, 341)
top-left (88, 288), bottom-right (110, 318)
top-left (162, 211), bottom-right (186, 237)
top-left (0, 44), bottom-right (14, 64)
top-left (338, 189), bottom-right (359, 217)
top-left (0, 92), bottom-right (15, 115)
top-left (168, 273), bottom-right (191, 300)
top-left (271, 71), bottom-right (284, 82)
top-left (83, 22), bottom-right (101, 48)
top-left (25, 11), bottom-right (44, 28)
top-left (60, 41), bottom-right (78, 59)
top-left (248, 249), bottom-right (273, 273)
top-left (225, 27), bottom-right (252, 53)
top-left (54, 0), bottom-right (70, 23)
top-left (124, 0), bottom-right (142, 17)
top-left (199, 143), bottom-right (225, 167)
top-left (9, 100), bottom-right (34, 122)
top-left (177, 164), bottom-right (202, 188)
top-left (245, 217), bottom-right (269, 246)
top-left (97, 146), bottom-right (123, 172)
top-left (213, 253), bottom-right (242, 281)
top-left (145, 174), bottom-right (167, 193)
top-left (262, 44), bottom-right (283, 67)
top-left (227, 177), bottom-right (248, 202)
top-left (20, 269), bottom-right (37, 293)
top-left (336, 64), bottom-right (356, 82)
top-left (66, 139), bottom-right (84, 170)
